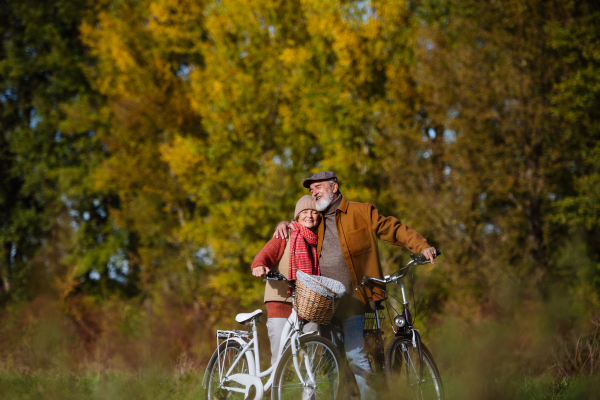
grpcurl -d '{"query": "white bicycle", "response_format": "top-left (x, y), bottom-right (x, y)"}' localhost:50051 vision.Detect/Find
top-left (202, 271), bottom-right (344, 400)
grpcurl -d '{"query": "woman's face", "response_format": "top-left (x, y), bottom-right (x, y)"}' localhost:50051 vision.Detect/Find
top-left (297, 209), bottom-right (320, 230)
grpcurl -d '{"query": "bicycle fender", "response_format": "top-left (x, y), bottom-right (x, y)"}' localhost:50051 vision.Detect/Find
top-left (299, 330), bottom-right (319, 338)
top-left (226, 373), bottom-right (264, 400)
top-left (394, 331), bottom-right (413, 339)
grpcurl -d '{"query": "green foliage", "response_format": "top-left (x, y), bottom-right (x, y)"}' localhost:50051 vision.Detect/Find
top-left (0, 0), bottom-right (113, 302)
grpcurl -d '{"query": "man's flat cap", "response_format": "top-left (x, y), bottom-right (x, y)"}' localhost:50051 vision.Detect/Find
top-left (302, 171), bottom-right (338, 189)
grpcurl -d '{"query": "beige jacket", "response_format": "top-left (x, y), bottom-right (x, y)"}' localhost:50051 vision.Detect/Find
top-left (263, 235), bottom-right (292, 303)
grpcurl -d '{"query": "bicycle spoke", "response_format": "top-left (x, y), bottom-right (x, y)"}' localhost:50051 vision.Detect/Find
top-left (404, 349), bottom-right (421, 378)
top-left (205, 344), bottom-right (248, 400)
top-left (274, 338), bottom-right (341, 400)
top-left (410, 378), bottom-right (436, 386)
top-left (385, 338), bottom-right (442, 400)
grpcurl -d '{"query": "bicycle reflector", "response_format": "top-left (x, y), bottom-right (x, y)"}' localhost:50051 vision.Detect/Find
top-left (394, 315), bottom-right (406, 328)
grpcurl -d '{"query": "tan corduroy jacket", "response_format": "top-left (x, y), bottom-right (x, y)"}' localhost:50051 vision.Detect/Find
top-left (317, 195), bottom-right (430, 305)
top-left (263, 234), bottom-right (292, 303)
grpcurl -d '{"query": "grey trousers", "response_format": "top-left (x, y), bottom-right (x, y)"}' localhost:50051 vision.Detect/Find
top-left (266, 318), bottom-right (319, 366)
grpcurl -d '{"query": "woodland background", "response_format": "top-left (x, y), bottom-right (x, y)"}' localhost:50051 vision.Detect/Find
top-left (1, 0), bottom-right (599, 398)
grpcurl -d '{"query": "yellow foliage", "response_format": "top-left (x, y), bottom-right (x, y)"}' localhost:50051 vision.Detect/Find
top-left (160, 135), bottom-right (205, 179)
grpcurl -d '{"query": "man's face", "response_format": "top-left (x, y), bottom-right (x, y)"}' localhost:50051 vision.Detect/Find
top-left (310, 181), bottom-right (338, 211)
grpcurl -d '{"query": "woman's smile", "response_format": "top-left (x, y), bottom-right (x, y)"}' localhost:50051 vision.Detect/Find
top-left (298, 209), bottom-right (320, 230)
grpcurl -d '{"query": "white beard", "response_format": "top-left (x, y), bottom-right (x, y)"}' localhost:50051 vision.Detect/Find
top-left (315, 190), bottom-right (335, 211)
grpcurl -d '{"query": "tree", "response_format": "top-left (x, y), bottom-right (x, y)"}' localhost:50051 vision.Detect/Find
top-left (0, 0), bottom-right (111, 302)
top-left (395, 0), bottom-right (600, 315)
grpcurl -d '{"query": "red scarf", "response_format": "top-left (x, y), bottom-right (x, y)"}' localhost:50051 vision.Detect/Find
top-left (289, 221), bottom-right (320, 280)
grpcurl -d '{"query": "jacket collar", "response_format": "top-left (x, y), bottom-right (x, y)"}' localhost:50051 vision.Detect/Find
top-left (337, 194), bottom-right (349, 214)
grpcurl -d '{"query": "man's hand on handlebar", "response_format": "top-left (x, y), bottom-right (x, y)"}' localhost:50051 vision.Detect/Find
top-left (422, 247), bottom-right (438, 264)
top-left (252, 266), bottom-right (270, 278)
top-left (273, 221), bottom-right (297, 239)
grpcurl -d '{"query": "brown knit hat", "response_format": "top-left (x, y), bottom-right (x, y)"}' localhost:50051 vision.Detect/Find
top-left (294, 195), bottom-right (317, 220)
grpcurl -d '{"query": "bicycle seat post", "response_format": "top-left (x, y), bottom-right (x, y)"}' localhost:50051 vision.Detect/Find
top-left (374, 305), bottom-right (381, 330)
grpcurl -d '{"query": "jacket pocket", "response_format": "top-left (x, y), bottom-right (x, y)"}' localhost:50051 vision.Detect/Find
top-left (347, 227), bottom-right (372, 256)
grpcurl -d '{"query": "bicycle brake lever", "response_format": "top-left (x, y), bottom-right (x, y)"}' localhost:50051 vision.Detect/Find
top-left (358, 275), bottom-right (372, 288)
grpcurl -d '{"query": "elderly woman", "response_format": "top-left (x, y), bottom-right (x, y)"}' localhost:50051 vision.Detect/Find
top-left (251, 195), bottom-right (320, 365)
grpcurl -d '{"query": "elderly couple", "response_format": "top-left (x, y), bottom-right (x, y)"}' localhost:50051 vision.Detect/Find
top-left (251, 171), bottom-right (438, 399)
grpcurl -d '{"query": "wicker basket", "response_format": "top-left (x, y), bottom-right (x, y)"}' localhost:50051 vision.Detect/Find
top-left (294, 270), bottom-right (346, 324)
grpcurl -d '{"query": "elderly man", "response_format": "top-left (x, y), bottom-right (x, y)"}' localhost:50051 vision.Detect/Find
top-left (274, 171), bottom-right (437, 400)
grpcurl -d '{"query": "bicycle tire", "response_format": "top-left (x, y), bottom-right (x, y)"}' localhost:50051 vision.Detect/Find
top-left (384, 337), bottom-right (444, 400)
top-left (272, 335), bottom-right (344, 400)
top-left (204, 340), bottom-right (253, 400)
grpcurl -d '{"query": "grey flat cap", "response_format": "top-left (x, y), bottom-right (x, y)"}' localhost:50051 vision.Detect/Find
top-left (302, 171), bottom-right (338, 189)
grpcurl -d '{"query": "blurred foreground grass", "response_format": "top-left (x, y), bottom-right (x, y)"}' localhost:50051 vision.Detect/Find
top-left (0, 369), bottom-right (597, 400)
top-left (1, 296), bottom-right (598, 399)
top-left (0, 370), bottom-right (205, 400)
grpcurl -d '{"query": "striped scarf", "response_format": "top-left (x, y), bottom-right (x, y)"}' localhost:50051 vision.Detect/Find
top-left (289, 221), bottom-right (320, 280)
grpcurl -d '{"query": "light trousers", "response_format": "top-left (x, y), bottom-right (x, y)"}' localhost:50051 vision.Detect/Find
top-left (266, 318), bottom-right (319, 366)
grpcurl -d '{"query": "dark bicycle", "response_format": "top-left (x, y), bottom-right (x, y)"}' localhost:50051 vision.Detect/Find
top-left (360, 251), bottom-right (444, 400)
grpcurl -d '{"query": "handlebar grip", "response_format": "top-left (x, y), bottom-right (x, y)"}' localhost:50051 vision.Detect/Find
top-left (411, 249), bottom-right (442, 263)
top-left (266, 270), bottom-right (284, 279)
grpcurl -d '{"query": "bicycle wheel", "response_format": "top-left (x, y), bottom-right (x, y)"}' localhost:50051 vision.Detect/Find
top-left (204, 340), bottom-right (253, 400)
top-left (384, 337), bottom-right (444, 400)
top-left (272, 335), bottom-right (344, 400)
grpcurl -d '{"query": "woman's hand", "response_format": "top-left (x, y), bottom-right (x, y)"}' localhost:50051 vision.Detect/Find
top-left (252, 266), bottom-right (270, 278)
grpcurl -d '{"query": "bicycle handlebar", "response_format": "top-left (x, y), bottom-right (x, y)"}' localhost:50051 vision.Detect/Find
top-left (357, 250), bottom-right (442, 289)
top-left (263, 270), bottom-right (296, 288)
top-left (411, 249), bottom-right (442, 263)
top-left (265, 270), bottom-right (284, 280)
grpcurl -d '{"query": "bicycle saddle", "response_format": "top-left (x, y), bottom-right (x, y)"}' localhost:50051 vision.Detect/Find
top-left (235, 309), bottom-right (263, 325)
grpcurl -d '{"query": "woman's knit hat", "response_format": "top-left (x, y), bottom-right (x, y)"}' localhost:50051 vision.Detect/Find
top-left (294, 195), bottom-right (317, 220)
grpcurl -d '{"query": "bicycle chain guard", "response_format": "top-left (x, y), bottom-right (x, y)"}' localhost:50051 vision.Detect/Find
top-left (226, 374), bottom-right (264, 400)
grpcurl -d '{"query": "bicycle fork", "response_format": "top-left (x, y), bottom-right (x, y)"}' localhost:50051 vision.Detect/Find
top-left (291, 332), bottom-right (318, 390)
top-left (396, 280), bottom-right (425, 382)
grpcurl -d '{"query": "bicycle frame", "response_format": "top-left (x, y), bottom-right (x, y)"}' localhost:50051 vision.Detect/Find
top-left (361, 257), bottom-right (433, 378)
top-left (365, 259), bottom-right (420, 334)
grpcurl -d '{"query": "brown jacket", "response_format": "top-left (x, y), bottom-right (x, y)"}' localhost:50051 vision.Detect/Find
top-left (317, 195), bottom-right (429, 305)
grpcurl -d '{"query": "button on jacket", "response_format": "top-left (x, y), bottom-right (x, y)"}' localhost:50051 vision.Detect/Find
top-left (316, 195), bottom-right (430, 305)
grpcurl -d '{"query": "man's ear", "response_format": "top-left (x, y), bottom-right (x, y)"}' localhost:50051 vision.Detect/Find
top-left (331, 182), bottom-right (339, 194)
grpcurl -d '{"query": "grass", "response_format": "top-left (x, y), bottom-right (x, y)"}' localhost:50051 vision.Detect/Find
top-left (0, 370), bottom-right (206, 400)
top-left (1, 368), bottom-right (598, 400)
top-left (1, 297), bottom-right (599, 399)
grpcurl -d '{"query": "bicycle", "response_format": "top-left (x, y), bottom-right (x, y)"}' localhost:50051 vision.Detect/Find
top-left (202, 270), bottom-right (344, 400)
top-left (359, 251), bottom-right (444, 400)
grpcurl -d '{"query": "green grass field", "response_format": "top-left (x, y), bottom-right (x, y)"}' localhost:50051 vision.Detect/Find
top-left (1, 370), bottom-right (597, 400)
